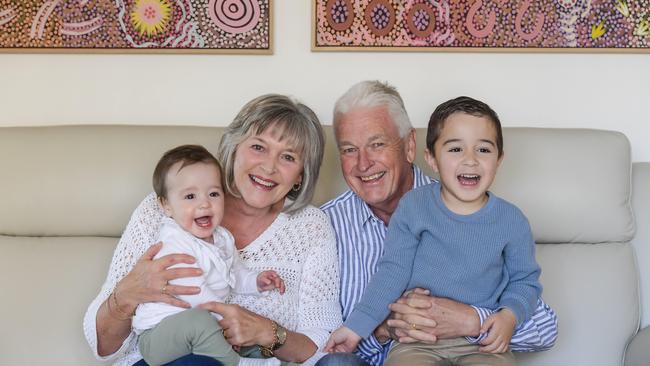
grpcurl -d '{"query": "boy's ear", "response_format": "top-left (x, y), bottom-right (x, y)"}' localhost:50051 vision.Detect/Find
top-left (497, 150), bottom-right (505, 166)
top-left (424, 148), bottom-right (439, 173)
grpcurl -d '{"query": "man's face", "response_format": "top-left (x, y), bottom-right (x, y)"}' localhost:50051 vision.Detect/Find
top-left (335, 105), bottom-right (415, 216)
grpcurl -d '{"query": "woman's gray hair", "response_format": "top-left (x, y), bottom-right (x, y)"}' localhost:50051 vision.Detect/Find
top-left (217, 94), bottom-right (325, 214)
top-left (333, 80), bottom-right (413, 138)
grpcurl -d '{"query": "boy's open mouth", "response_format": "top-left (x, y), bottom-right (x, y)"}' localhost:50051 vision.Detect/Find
top-left (458, 174), bottom-right (480, 185)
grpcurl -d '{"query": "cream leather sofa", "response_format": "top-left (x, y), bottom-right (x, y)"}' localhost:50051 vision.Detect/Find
top-left (0, 125), bottom-right (647, 366)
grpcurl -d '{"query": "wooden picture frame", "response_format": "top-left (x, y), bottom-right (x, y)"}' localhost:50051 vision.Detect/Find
top-left (0, 0), bottom-right (272, 54)
top-left (312, 0), bottom-right (650, 52)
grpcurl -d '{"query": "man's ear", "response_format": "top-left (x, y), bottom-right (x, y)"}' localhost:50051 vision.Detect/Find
top-left (405, 129), bottom-right (416, 164)
top-left (424, 148), bottom-right (439, 173)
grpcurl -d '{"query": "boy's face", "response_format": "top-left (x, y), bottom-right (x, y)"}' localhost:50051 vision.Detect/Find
top-left (161, 162), bottom-right (224, 243)
top-left (425, 112), bottom-right (502, 215)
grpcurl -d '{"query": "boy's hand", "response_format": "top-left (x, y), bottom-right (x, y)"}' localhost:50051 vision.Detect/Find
top-left (324, 326), bottom-right (362, 353)
top-left (479, 308), bottom-right (516, 353)
top-left (257, 270), bottom-right (286, 294)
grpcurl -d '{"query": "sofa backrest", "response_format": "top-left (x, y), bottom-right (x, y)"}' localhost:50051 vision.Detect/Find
top-left (0, 125), bottom-right (640, 366)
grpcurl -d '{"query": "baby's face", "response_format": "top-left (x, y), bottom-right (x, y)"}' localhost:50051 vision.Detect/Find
top-left (161, 162), bottom-right (224, 243)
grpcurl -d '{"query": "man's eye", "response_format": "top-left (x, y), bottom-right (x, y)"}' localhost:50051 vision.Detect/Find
top-left (184, 194), bottom-right (195, 199)
top-left (341, 147), bottom-right (357, 155)
top-left (370, 142), bottom-right (385, 149)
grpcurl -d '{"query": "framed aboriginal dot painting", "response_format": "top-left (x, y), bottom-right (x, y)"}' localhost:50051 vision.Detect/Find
top-left (0, 0), bottom-right (271, 53)
top-left (313, 0), bottom-right (649, 51)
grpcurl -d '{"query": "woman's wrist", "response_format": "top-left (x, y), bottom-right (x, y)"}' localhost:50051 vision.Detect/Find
top-left (113, 281), bottom-right (138, 316)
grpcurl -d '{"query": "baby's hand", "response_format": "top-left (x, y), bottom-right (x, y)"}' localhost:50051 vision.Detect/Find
top-left (479, 308), bottom-right (516, 353)
top-left (324, 326), bottom-right (362, 353)
top-left (257, 270), bottom-right (286, 294)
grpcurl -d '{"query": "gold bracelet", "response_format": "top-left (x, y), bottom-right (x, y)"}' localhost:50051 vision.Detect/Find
top-left (106, 291), bottom-right (134, 321)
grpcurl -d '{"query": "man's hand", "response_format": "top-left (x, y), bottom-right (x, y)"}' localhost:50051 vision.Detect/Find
top-left (386, 288), bottom-right (481, 343)
top-left (479, 308), bottom-right (516, 353)
top-left (373, 319), bottom-right (391, 343)
top-left (324, 326), bottom-right (362, 353)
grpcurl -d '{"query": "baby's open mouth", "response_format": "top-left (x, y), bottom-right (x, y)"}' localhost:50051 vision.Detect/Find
top-left (195, 216), bottom-right (212, 228)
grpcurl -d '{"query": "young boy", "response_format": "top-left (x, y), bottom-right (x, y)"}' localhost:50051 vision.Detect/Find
top-left (325, 97), bottom-right (543, 365)
top-left (132, 145), bottom-right (285, 366)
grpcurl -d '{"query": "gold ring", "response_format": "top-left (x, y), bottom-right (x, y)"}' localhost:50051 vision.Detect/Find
top-left (161, 284), bottom-right (168, 295)
top-left (411, 323), bottom-right (418, 330)
top-left (221, 329), bottom-right (227, 338)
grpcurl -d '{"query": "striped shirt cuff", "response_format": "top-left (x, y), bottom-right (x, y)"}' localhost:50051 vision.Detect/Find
top-left (465, 305), bottom-right (493, 344)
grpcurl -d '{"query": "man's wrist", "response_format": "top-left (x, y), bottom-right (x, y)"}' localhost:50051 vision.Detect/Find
top-left (465, 306), bottom-right (484, 337)
top-left (373, 322), bottom-right (391, 343)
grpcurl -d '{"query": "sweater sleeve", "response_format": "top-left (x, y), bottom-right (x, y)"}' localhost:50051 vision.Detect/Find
top-left (344, 198), bottom-right (420, 338)
top-left (498, 212), bottom-right (542, 325)
top-left (82, 192), bottom-right (163, 364)
top-left (295, 209), bottom-right (343, 366)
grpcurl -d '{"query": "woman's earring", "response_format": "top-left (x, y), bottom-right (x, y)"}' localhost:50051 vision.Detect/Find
top-left (292, 182), bottom-right (302, 192)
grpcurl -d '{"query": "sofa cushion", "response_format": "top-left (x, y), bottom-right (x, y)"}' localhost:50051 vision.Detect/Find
top-left (0, 235), bottom-right (114, 366)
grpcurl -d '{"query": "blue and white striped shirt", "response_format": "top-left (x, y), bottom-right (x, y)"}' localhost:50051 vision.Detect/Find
top-left (321, 165), bottom-right (558, 366)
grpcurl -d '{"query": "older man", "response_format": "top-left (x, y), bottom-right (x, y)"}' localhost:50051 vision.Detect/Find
top-left (318, 81), bottom-right (557, 366)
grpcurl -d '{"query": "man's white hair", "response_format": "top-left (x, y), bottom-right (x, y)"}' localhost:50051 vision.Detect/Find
top-left (333, 80), bottom-right (413, 138)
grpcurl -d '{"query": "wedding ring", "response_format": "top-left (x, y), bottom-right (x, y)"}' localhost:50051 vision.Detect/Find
top-left (411, 323), bottom-right (418, 330)
top-left (161, 284), bottom-right (168, 295)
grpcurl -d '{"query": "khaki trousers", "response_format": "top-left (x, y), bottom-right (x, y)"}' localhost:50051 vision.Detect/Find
top-left (385, 338), bottom-right (516, 366)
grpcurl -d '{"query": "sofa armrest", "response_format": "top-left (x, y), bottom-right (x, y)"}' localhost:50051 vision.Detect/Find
top-left (625, 326), bottom-right (650, 366)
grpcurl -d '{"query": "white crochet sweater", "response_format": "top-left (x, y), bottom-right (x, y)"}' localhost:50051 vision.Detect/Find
top-left (83, 192), bottom-right (342, 366)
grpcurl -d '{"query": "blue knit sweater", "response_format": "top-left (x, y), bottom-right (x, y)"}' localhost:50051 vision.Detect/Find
top-left (344, 181), bottom-right (542, 338)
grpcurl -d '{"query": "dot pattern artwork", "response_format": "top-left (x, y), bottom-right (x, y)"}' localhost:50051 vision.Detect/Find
top-left (315, 0), bottom-right (650, 50)
top-left (0, 0), bottom-right (271, 52)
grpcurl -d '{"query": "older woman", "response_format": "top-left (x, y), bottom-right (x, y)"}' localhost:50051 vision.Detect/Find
top-left (83, 95), bottom-right (342, 366)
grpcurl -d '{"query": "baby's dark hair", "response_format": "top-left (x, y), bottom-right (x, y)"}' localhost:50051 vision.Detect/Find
top-left (152, 144), bottom-right (222, 200)
top-left (426, 96), bottom-right (503, 158)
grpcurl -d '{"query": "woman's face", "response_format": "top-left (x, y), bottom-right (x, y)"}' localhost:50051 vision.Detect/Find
top-left (232, 127), bottom-right (304, 211)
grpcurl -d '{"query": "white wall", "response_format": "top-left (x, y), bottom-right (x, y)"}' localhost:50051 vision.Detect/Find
top-left (1, 1), bottom-right (649, 161)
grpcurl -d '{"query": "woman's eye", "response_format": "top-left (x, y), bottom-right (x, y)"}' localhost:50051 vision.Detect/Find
top-left (251, 144), bottom-right (264, 151)
top-left (184, 194), bottom-right (195, 200)
top-left (283, 154), bottom-right (296, 162)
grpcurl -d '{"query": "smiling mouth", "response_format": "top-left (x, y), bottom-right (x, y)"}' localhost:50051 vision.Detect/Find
top-left (458, 174), bottom-right (480, 185)
top-left (195, 216), bottom-right (213, 228)
top-left (360, 171), bottom-right (385, 182)
top-left (250, 174), bottom-right (277, 188)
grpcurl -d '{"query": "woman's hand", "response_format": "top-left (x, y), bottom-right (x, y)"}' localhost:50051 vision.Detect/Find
top-left (199, 302), bottom-right (274, 347)
top-left (115, 242), bottom-right (202, 312)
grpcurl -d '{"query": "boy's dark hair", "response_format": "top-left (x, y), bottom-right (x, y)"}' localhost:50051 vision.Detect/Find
top-left (152, 144), bottom-right (222, 200)
top-left (426, 96), bottom-right (503, 158)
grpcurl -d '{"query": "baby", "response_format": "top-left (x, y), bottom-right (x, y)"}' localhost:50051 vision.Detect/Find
top-left (133, 145), bottom-right (284, 366)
